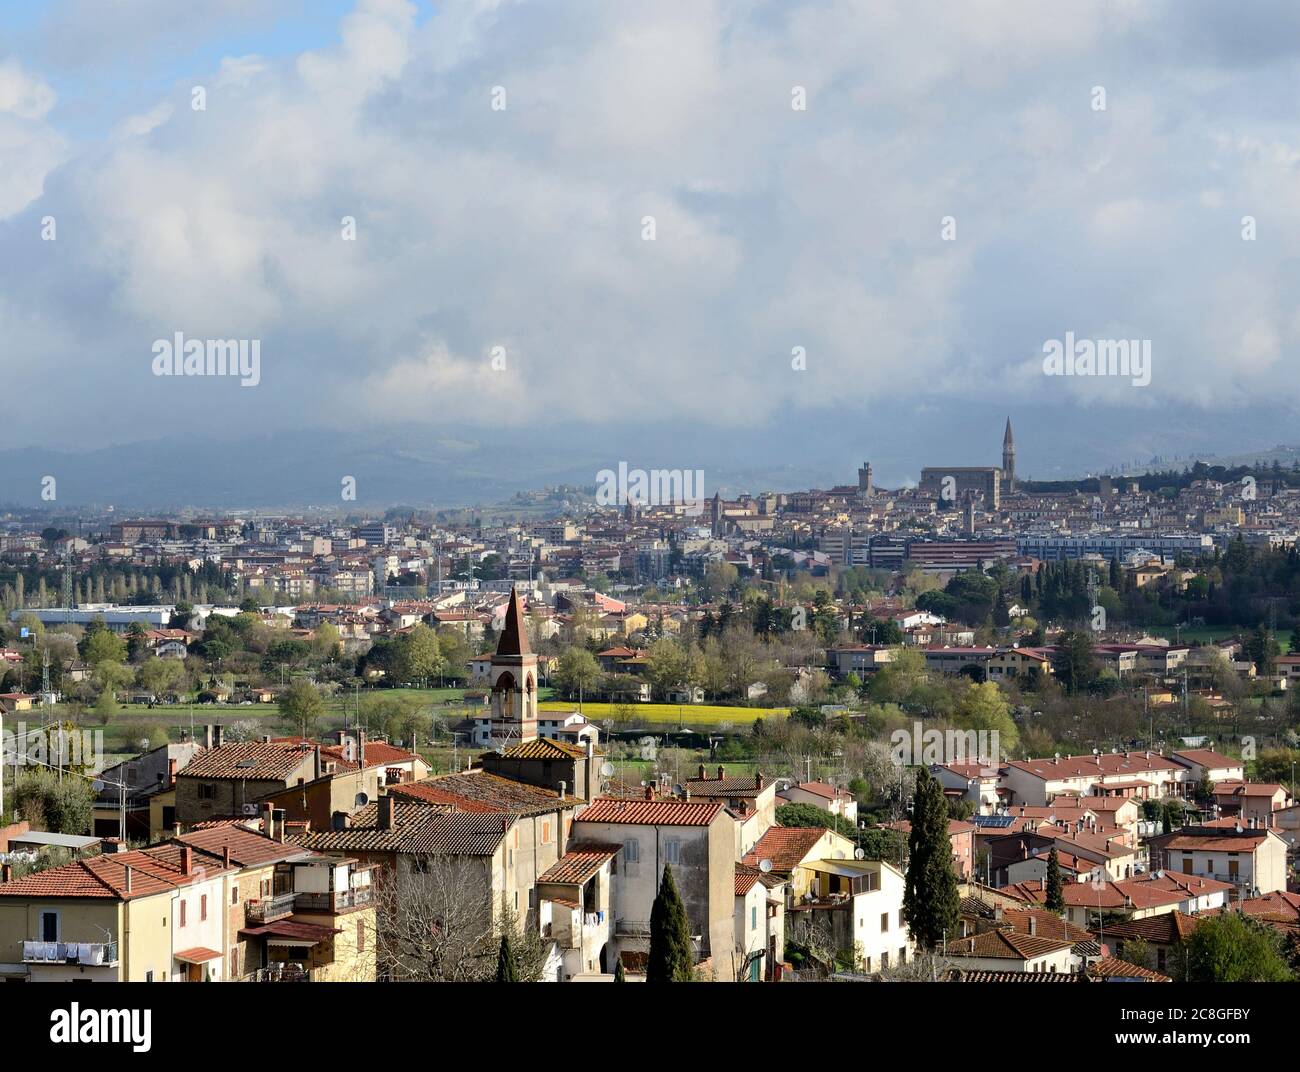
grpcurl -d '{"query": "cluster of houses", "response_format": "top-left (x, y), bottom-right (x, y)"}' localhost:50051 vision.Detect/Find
top-left (0, 590), bottom-right (1294, 983)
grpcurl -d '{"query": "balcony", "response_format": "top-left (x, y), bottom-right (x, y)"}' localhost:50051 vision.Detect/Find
top-left (614, 919), bottom-right (651, 938)
top-left (243, 963), bottom-right (317, 982)
top-left (245, 891), bottom-right (297, 925)
top-left (23, 940), bottom-right (118, 966)
top-left (294, 886), bottom-right (373, 913)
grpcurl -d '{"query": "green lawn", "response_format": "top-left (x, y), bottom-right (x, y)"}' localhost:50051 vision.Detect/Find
top-left (537, 701), bottom-right (788, 727)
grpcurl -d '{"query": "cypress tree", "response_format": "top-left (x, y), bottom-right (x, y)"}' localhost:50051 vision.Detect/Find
top-left (902, 769), bottom-right (960, 951)
top-left (1045, 846), bottom-right (1065, 913)
top-left (647, 863), bottom-right (694, 981)
top-left (614, 958), bottom-right (626, 982)
top-left (495, 930), bottom-right (518, 982)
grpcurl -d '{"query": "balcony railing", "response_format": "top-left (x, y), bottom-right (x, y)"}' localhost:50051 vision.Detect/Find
top-left (23, 940), bottom-right (118, 966)
top-left (294, 886), bottom-right (373, 913)
top-left (245, 891), bottom-right (298, 924)
top-left (615, 919), bottom-right (651, 938)
top-left (243, 963), bottom-right (316, 982)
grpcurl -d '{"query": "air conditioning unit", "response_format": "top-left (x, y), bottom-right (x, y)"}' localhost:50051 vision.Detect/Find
top-left (241, 804), bottom-right (259, 816)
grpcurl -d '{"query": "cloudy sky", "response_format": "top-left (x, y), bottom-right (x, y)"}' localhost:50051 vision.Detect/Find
top-left (3, 0), bottom-right (1300, 494)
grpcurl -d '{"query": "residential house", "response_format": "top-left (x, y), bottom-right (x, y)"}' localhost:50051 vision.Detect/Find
top-left (778, 780), bottom-right (858, 824)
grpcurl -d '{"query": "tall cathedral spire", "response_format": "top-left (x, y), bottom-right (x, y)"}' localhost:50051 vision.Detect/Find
top-left (1002, 417), bottom-right (1016, 492)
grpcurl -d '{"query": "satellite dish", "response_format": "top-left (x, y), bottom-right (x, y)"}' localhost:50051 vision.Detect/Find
top-left (758, 859), bottom-right (773, 873)
top-left (854, 848), bottom-right (865, 860)
top-left (354, 792), bottom-right (369, 807)
top-left (599, 762), bottom-right (615, 778)
top-left (639, 780), bottom-right (647, 787)
top-left (92, 780), bottom-right (105, 793)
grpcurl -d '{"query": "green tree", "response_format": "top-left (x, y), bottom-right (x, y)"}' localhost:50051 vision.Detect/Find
top-left (902, 769), bottom-right (959, 951)
top-left (554, 647), bottom-right (601, 702)
top-left (401, 623), bottom-right (446, 686)
top-left (12, 769), bottom-right (93, 835)
top-left (495, 930), bottom-right (518, 982)
top-left (647, 864), bottom-right (694, 982)
top-left (278, 680), bottom-right (326, 736)
top-left (1182, 912), bottom-right (1292, 982)
top-left (614, 958), bottom-right (626, 982)
top-left (775, 802), bottom-right (857, 839)
top-left (1045, 847), bottom-right (1064, 913)
top-left (1052, 630), bottom-right (1097, 694)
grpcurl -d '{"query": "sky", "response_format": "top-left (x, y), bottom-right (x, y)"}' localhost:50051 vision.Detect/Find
top-left (3, 0), bottom-right (1300, 495)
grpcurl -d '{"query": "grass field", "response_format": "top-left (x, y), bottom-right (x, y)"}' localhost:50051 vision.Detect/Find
top-left (537, 701), bottom-right (787, 726)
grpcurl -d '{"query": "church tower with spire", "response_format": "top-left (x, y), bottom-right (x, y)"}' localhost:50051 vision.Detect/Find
top-left (1001, 417), bottom-right (1016, 493)
top-left (488, 587), bottom-right (538, 744)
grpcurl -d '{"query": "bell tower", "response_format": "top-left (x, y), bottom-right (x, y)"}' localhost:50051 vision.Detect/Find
top-left (1001, 417), bottom-right (1016, 493)
top-left (489, 588), bottom-right (538, 744)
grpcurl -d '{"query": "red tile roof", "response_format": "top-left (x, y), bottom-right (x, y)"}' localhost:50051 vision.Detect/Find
top-left (742, 827), bottom-right (839, 872)
top-left (575, 797), bottom-right (722, 827)
top-left (1086, 956), bottom-right (1171, 982)
top-left (538, 844), bottom-right (621, 885)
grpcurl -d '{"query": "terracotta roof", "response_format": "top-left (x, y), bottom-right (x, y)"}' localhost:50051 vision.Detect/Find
top-left (386, 781), bottom-right (492, 811)
top-left (496, 587), bottom-right (531, 656)
top-left (291, 804), bottom-right (514, 856)
top-left (495, 738), bottom-right (591, 761)
top-left (741, 827), bottom-right (837, 872)
top-left (995, 907), bottom-right (1093, 944)
top-left (176, 825), bottom-right (317, 868)
top-left (0, 843), bottom-right (231, 901)
top-left (947, 928), bottom-right (1074, 961)
top-left (409, 770), bottom-right (578, 813)
top-left (1086, 957), bottom-right (1171, 982)
top-left (538, 843), bottom-right (621, 885)
top-left (783, 781), bottom-right (853, 802)
top-left (1096, 911), bottom-right (1199, 944)
top-left (1008, 753), bottom-right (1181, 780)
top-left (174, 947), bottom-right (223, 964)
top-left (239, 920), bottom-right (340, 943)
top-left (575, 797), bottom-right (722, 828)
top-left (178, 740), bottom-right (313, 780)
top-left (1171, 749), bottom-right (1241, 770)
top-left (686, 775), bottom-right (771, 798)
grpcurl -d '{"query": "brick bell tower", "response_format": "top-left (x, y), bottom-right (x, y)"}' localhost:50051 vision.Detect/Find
top-left (489, 587), bottom-right (538, 744)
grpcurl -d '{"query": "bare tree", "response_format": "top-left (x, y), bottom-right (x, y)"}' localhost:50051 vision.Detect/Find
top-left (372, 857), bottom-right (497, 982)
top-left (371, 857), bottom-right (551, 982)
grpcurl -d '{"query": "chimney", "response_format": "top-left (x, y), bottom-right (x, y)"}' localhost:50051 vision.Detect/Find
top-left (262, 802), bottom-right (274, 839)
top-left (378, 794), bottom-right (393, 831)
top-left (0, 863), bottom-right (10, 884)
top-left (585, 737), bottom-right (595, 799)
top-left (180, 846), bottom-right (192, 876)
top-left (357, 730), bottom-right (366, 769)
top-left (274, 808), bottom-right (286, 844)
top-left (717, 764), bottom-right (725, 780)
top-left (204, 724), bottom-right (214, 750)
top-left (168, 758), bottom-right (178, 786)
top-left (222, 845), bottom-right (231, 868)
top-left (697, 764), bottom-right (706, 779)
top-left (994, 904), bottom-right (1003, 920)
top-left (1028, 915), bottom-right (1037, 936)
top-left (314, 745), bottom-right (323, 780)
top-left (124, 865), bottom-right (132, 893)
top-left (172, 822), bottom-right (181, 837)
top-left (214, 724), bottom-right (224, 749)
top-left (559, 780), bottom-right (567, 801)
top-left (755, 770), bottom-right (763, 790)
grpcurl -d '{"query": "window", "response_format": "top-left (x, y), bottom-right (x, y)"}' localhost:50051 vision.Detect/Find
top-left (624, 839), bottom-right (640, 864)
top-left (751, 906), bottom-right (757, 931)
top-left (145, 971), bottom-right (154, 983)
top-left (179, 900), bottom-right (187, 928)
top-left (1182, 857), bottom-right (1193, 875)
top-left (881, 950), bottom-right (889, 969)
top-left (197, 784), bottom-right (215, 800)
top-left (542, 821), bottom-right (550, 843)
top-left (231, 885), bottom-right (239, 905)
top-left (880, 912), bottom-right (889, 933)
top-left (664, 839), bottom-right (681, 864)
top-left (40, 911), bottom-right (58, 943)
top-left (200, 894), bottom-right (208, 921)
top-left (1228, 858), bottom-right (1239, 878)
